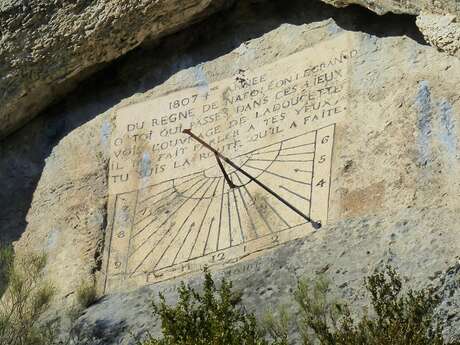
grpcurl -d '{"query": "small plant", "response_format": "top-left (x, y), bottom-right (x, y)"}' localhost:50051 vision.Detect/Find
top-left (140, 268), bottom-right (269, 345)
top-left (0, 244), bottom-right (14, 296)
top-left (290, 266), bottom-right (460, 345)
top-left (142, 266), bottom-right (459, 345)
top-left (76, 280), bottom-right (98, 309)
top-left (0, 245), bottom-right (57, 345)
top-left (263, 305), bottom-right (290, 345)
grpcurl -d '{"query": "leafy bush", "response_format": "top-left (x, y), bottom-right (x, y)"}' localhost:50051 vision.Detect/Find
top-left (0, 244), bottom-right (14, 297)
top-left (142, 267), bottom-right (459, 345)
top-left (76, 280), bottom-right (98, 309)
top-left (0, 245), bottom-right (56, 345)
top-left (141, 268), bottom-right (269, 345)
top-left (0, 246), bottom-right (101, 345)
top-left (291, 266), bottom-right (459, 345)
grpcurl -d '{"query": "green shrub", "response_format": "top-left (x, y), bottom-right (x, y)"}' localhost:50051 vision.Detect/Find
top-left (291, 266), bottom-right (459, 345)
top-left (142, 267), bottom-right (459, 345)
top-left (0, 244), bottom-right (14, 297)
top-left (76, 280), bottom-right (98, 309)
top-left (141, 268), bottom-right (269, 345)
top-left (0, 246), bottom-right (57, 345)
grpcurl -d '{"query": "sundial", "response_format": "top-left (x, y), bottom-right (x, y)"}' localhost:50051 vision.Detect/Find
top-left (103, 34), bottom-right (355, 292)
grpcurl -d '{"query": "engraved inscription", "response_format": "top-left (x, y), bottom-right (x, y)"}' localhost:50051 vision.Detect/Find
top-left (103, 34), bottom-right (355, 293)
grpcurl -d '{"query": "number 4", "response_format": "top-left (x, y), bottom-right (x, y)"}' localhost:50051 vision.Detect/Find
top-left (316, 179), bottom-right (326, 187)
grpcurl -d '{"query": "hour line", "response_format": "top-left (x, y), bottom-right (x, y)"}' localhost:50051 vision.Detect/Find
top-left (203, 216), bottom-right (216, 256)
top-left (188, 177), bottom-right (222, 260)
top-left (247, 159), bottom-right (314, 163)
top-left (155, 178), bottom-right (217, 269)
top-left (172, 179), bottom-right (217, 265)
top-left (227, 189), bottom-right (233, 247)
top-left (135, 190), bottom-right (178, 226)
top-left (139, 173), bottom-right (201, 204)
top-left (263, 196), bottom-right (291, 228)
top-left (244, 164), bottom-right (311, 185)
top-left (217, 178), bottom-right (226, 252)
top-left (134, 208), bottom-right (152, 226)
top-left (129, 178), bottom-right (209, 258)
top-left (234, 173), bottom-right (259, 239)
top-left (279, 185), bottom-right (311, 202)
top-left (128, 221), bottom-right (176, 277)
top-left (232, 187), bottom-right (245, 243)
top-left (279, 152), bottom-right (315, 157)
top-left (129, 178), bottom-right (211, 276)
top-left (132, 177), bottom-right (206, 238)
top-left (241, 182), bottom-right (274, 234)
top-left (249, 142), bottom-right (314, 156)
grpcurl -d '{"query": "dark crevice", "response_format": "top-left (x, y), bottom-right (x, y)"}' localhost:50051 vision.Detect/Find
top-left (92, 201), bottom-right (108, 276)
top-left (0, 0), bottom-right (427, 247)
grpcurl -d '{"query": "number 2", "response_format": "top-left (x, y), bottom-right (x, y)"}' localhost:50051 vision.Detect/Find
top-left (211, 253), bottom-right (225, 262)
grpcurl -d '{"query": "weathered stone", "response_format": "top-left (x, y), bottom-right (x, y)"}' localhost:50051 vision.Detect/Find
top-left (0, 0), bottom-right (232, 139)
top-left (12, 113), bottom-right (110, 300)
top-left (80, 211), bottom-right (460, 344)
top-left (320, 0), bottom-right (460, 16)
top-left (1, 0), bottom-right (459, 142)
top-left (320, 0), bottom-right (460, 56)
top-left (417, 12), bottom-right (460, 57)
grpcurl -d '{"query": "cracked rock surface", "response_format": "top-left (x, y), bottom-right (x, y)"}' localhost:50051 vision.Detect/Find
top-left (322, 0), bottom-right (460, 56)
top-left (321, 0), bottom-right (460, 16)
top-left (417, 12), bottom-right (460, 57)
top-left (0, 0), bottom-right (231, 138)
top-left (1, 0), bottom-right (460, 139)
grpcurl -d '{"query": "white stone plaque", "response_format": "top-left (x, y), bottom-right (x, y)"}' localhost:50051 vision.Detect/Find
top-left (103, 34), bottom-right (355, 292)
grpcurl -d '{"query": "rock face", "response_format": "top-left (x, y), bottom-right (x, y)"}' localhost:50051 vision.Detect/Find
top-left (1, 0), bottom-right (460, 141)
top-left (321, 0), bottom-right (460, 57)
top-left (0, 0), bottom-right (231, 138)
top-left (417, 13), bottom-right (460, 56)
top-left (0, 0), bottom-right (459, 344)
top-left (321, 0), bottom-right (460, 15)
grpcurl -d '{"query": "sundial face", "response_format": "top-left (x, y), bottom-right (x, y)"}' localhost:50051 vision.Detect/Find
top-left (103, 34), bottom-right (355, 292)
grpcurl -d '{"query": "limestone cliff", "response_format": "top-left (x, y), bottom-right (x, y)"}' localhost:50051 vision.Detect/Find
top-left (0, 0), bottom-right (459, 344)
top-left (0, 0), bottom-right (232, 138)
top-left (1, 0), bottom-right (460, 139)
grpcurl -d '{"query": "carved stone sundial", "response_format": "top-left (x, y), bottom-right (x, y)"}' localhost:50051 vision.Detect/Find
top-left (103, 34), bottom-right (353, 292)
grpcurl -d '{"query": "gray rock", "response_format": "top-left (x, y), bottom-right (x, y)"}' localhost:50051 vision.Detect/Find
top-left (0, 0), bottom-right (232, 138)
top-left (417, 12), bottom-right (460, 57)
top-left (1, 0), bottom-right (460, 141)
top-left (78, 210), bottom-right (460, 344)
top-left (321, 1), bottom-right (460, 57)
top-left (320, 0), bottom-right (460, 16)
